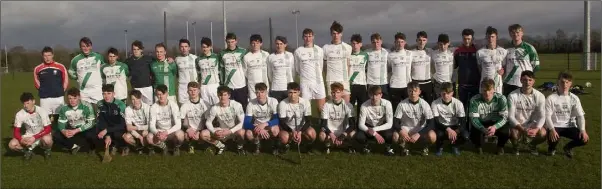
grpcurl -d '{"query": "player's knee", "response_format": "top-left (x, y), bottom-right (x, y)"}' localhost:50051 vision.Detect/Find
top-left (392, 132), bottom-right (399, 143)
top-left (8, 139), bottom-right (22, 151)
top-left (428, 131), bottom-right (437, 144)
top-left (318, 131), bottom-right (327, 142)
top-left (175, 131), bottom-right (185, 141)
top-left (270, 126), bottom-right (280, 137)
top-left (41, 135), bottom-right (53, 145)
top-left (279, 133), bottom-right (289, 144)
top-left (538, 128), bottom-right (547, 138)
top-left (245, 130), bottom-right (254, 140)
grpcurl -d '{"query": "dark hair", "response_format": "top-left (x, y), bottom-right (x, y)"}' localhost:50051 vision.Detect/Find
top-left (132, 40), bottom-right (144, 50)
top-left (179, 38), bottom-right (191, 46)
top-left (226, 33), bottom-right (237, 40)
top-left (330, 21), bottom-right (343, 33)
top-left (217, 85), bottom-right (232, 95)
top-left (41, 46), bottom-right (53, 54)
top-left (437, 34), bottom-right (449, 43)
top-left (20, 92), bottom-right (34, 103)
top-left (107, 47), bottom-right (119, 56)
top-left (155, 43), bottom-right (166, 50)
top-left (416, 31), bottom-right (428, 39)
top-left (287, 82), bottom-right (300, 91)
top-left (187, 81), bottom-right (200, 89)
top-left (275, 36), bottom-right (287, 44)
top-left (302, 28), bottom-right (313, 35)
top-left (407, 81), bottom-right (420, 90)
top-left (102, 84), bottom-right (115, 92)
top-left (129, 90), bottom-right (142, 99)
top-left (508, 24), bottom-right (523, 32)
top-left (67, 87), bottom-right (80, 97)
top-left (370, 33), bottom-right (382, 41)
top-left (486, 26), bottom-right (498, 36)
top-left (250, 34), bottom-right (262, 43)
top-left (557, 71), bottom-right (573, 81)
top-left (521, 70), bottom-right (535, 79)
top-left (79, 37), bottom-right (92, 46)
top-left (462, 28), bottom-right (475, 37)
top-left (350, 34), bottom-right (362, 43)
top-left (201, 37), bottom-right (212, 47)
top-left (156, 84), bottom-right (168, 94)
top-left (440, 82), bottom-right (454, 93)
top-left (368, 85), bottom-right (382, 95)
top-left (394, 32), bottom-right (406, 40)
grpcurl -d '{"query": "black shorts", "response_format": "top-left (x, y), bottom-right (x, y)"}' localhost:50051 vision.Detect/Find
top-left (231, 86), bottom-right (249, 109)
top-left (503, 84), bottom-right (519, 97)
top-left (269, 90), bottom-right (288, 102)
top-left (389, 87), bottom-right (408, 109)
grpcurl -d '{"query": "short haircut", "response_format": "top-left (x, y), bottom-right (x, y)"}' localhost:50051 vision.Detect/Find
top-left (350, 34), bottom-right (362, 43)
top-left (187, 81), bottom-right (200, 89)
top-left (330, 21), bottom-right (343, 33)
top-left (132, 40), bottom-right (144, 50)
top-left (416, 31), bottom-right (428, 39)
top-left (217, 85), bottom-right (232, 95)
top-left (407, 81), bottom-right (420, 90)
top-left (102, 84), bottom-right (115, 92)
top-left (480, 78), bottom-right (495, 91)
top-left (41, 46), bottom-right (53, 54)
top-left (508, 24), bottom-right (523, 32)
top-left (226, 33), bottom-right (237, 40)
top-left (557, 71), bottom-right (573, 81)
top-left (107, 47), bottom-right (119, 56)
top-left (255, 82), bottom-right (268, 91)
top-left (287, 82), bottom-right (300, 91)
top-left (179, 38), bottom-right (190, 46)
top-left (394, 32), bottom-right (406, 40)
top-left (486, 26), bottom-right (498, 36)
top-left (440, 82), bottom-right (454, 93)
top-left (155, 43), bottom-right (166, 50)
top-left (20, 92), bottom-right (34, 103)
top-left (275, 36), bottom-right (288, 44)
top-left (201, 37), bottom-right (212, 47)
top-left (67, 87), bottom-right (80, 97)
top-left (370, 33), bottom-right (382, 41)
top-left (437, 34), bottom-right (449, 43)
top-left (521, 70), bottom-right (535, 79)
top-left (330, 82), bottom-right (344, 92)
top-left (129, 90), bottom-right (142, 99)
top-left (156, 84), bottom-right (168, 94)
top-left (368, 85), bottom-right (382, 95)
top-left (462, 28), bottom-right (475, 37)
top-left (79, 37), bottom-right (92, 46)
top-left (250, 34), bottom-right (262, 43)
top-left (302, 28), bottom-right (313, 35)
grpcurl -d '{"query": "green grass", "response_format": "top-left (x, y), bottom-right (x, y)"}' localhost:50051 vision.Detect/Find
top-left (1, 53), bottom-right (600, 188)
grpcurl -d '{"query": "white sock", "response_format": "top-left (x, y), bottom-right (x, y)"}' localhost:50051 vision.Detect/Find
top-left (72, 144), bottom-right (79, 149)
top-left (215, 141), bottom-right (225, 148)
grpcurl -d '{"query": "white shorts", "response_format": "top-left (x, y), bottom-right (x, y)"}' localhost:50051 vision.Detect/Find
top-left (134, 86), bottom-right (154, 105)
top-left (300, 81), bottom-right (326, 100)
top-left (480, 75), bottom-right (503, 94)
top-left (248, 83), bottom-right (269, 100)
top-left (326, 81), bottom-right (351, 97)
top-left (40, 96), bottom-right (64, 114)
top-left (201, 84), bottom-right (219, 106)
top-left (80, 88), bottom-right (102, 104)
top-left (178, 83), bottom-right (190, 104)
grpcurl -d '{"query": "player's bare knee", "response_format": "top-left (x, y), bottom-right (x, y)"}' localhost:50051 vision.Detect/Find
top-left (41, 135), bottom-right (53, 146)
top-left (428, 131), bottom-right (437, 144)
top-left (8, 139), bottom-right (22, 151)
top-left (538, 128), bottom-right (547, 138)
top-left (245, 130), bottom-right (254, 141)
top-left (270, 126), bottom-right (280, 137)
top-left (318, 131), bottom-right (327, 141)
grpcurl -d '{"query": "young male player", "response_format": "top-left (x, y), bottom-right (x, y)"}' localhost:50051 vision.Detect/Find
top-left (148, 84), bottom-right (184, 156)
top-left (123, 90), bottom-right (152, 155)
top-left (53, 88), bottom-right (97, 154)
top-left (393, 81), bottom-right (436, 156)
top-left (277, 82), bottom-right (316, 154)
top-left (507, 71), bottom-right (546, 155)
top-left (503, 24), bottom-right (540, 96)
top-left (151, 43), bottom-right (178, 103)
top-left (69, 37), bottom-right (105, 105)
top-left (101, 48), bottom-right (130, 102)
top-left (366, 33), bottom-right (389, 100)
top-left (323, 21), bottom-right (352, 102)
top-left (387, 32), bottom-right (413, 109)
top-left (34, 46), bottom-right (68, 123)
top-left (220, 33), bottom-right (249, 109)
top-left (244, 34), bottom-right (270, 100)
top-left (294, 28), bottom-right (326, 114)
top-left (244, 83), bottom-right (280, 155)
top-left (431, 34), bottom-right (455, 97)
top-left (126, 40), bottom-right (156, 105)
top-left (267, 36), bottom-right (296, 102)
top-left (454, 29), bottom-right (480, 111)
top-left (9, 92), bottom-right (53, 160)
top-left (180, 82), bottom-right (210, 154)
top-left (545, 71), bottom-right (589, 158)
top-left (203, 86), bottom-right (246, 155)
top-left (348, 34), bottom-right (369, 116)
top-left (410, 31), bottom-right (434, 104)
top-left (469, 79), bottom-right (510, 155)
top-left (96, 84), bottom-right (127, 161)
top-left (356, 86), bottom-right (395, 155)
top-left (431, 82), bottom-right (468, 156)
top-left (477, 26), bottom-right (507, 95)
top-left (196, 37), bottom-right (221, 105)
top-left (175, 39), bottom-right (199, 105)
top-left (319, 82), bottom-right (356, 154)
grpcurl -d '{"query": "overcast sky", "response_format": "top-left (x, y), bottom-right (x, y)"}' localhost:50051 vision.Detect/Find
top-left (1, 1), bottom-right (600, 52)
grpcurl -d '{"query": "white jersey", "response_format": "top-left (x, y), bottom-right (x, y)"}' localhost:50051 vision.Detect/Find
top-left (278, 97), bottom-right (312, 130)
top-left (388, 49), bottom-right (413, 88)
top-left (545, 93), bottom-right (584, 129)
top-left (323, 42), bottom-right (352, 82)
top-left (431, 97), bottom-right (465, 126)
top-left (477, 47), bottom-right (506, 81)
top-left (14, 106), bottom-right (50, 136)
top-left (294, 45), bottom-right (324, 84)
top-left (349, 51), bottom-right (369, 85)
top-left (358, 99), bottom-right (394, 132)
top-left (175, 54), bottom-right (198, 84)
top-left (410, 48), bottom-right (433, 81)
top-left (125, 103), bottom-right (151, 131)
top-left (180, 100), bottom-right (210, 130)
top-left (321, 100), bottom-right (355, 132)
top-left (246, 97), bottom-right (279, 123)
top-left (366, 48), bottom-right (389, 85)
top-left (244, 50), bottom-right (270, 88)
top-left (431, 49), bottom-right (454, 83)
top-left (503, 42), bottom-right (540, 87)
top-left (205, 100), bottom-right (245, 133)
top-left (267, 52), bottom-right (296, 91)
top-left (149, 101), bottom-right (181, 134)
top-left (394, 98), bottom-right (433, 131)
top-left (507, 89), bottom-right (546, 128)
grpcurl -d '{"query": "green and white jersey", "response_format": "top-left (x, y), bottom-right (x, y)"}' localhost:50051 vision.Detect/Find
top-left (69, 52), bottom-right (105, 90)
top-left (366, 48), bottom-right (389, 85)
top-left (14, 106), bottom-right (51, 136)
top-left (176, 54), bottom-right (199, 84)
top-left (205, 100), bottom-right (245, 133)
top-left (323, 42), bottom-right (352, 82)
top-left (321, 99), bottom-right (355, 133)
top-left (125, 104), bottom-right (151, 131)
top-left (507, 88), bottom-right (545, 128)
top-left (431, 97), bottom-right (465, 126)
top-left (150, 59), bottom-right (178, 96)
top-left (180, 99), bottom-right (210, 130)
top-left (101, 61), bottom-right (129, 100)
top-left (394, 98), bottom-right (433, 131)
top-left (431, 49), bottom-right (455, 83)
top-left (267, 51), bottom-right (296, 91)
top-left (219, 47), bottom-right (247, 89)
top-left (410, 48), bottom-right (433, 81)
top-left (196, 53), bottom-right (221, 85)
top-left (243, 50), bottom-right (270, 88)
top-left (545, 93), bottom-right (585, 130)
top-left (278, 97), bottom-right (313, 130)
top-left (246, 97), bottom-right (279, 123)
top-left (469, 93), bottom-right (508, 131)
top-left (503, 42), bottom-right (540, 87)
top-left (349, 51), bottom-right (368, 85)
top-left (149, 101), bottom-right (181, 134)
top-left (57, 102), bottom-right (96, 131)
top-left (387, 49), bottom-right (413, 88)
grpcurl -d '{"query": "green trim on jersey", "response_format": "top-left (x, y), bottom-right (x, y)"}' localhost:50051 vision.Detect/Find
top-left (57, 102), bottom-right (96, 131)
top-left (100, 61), bottom-right (129, 99)
top-left (150, 60), bottom-right (178, 96)
top-left (69, 52), bottom-right (105, 89)
top-left (218, 47), bottom-right (247, 86)
top-left (504, 42), bottom-right (540, 83)
top-left (350, 51), bottom-right (369, 83)
top-left (196, 53), bottom-right (221, 85)
top-left (469, 93), bottom-right (508, 131)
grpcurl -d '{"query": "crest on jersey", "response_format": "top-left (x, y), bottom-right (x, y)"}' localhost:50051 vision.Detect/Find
top-left (53, 70), bottom-right (58, 75)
